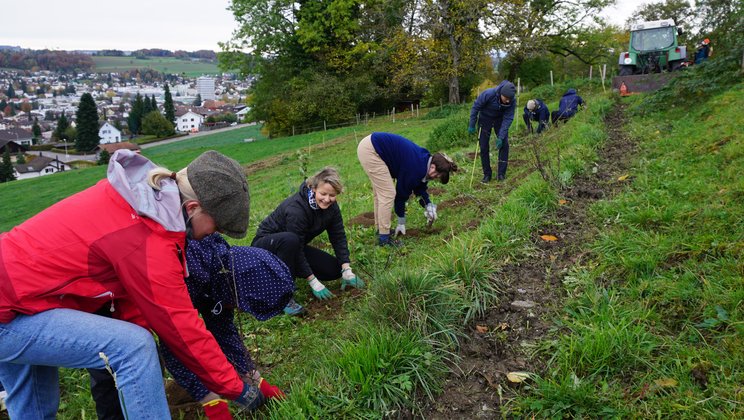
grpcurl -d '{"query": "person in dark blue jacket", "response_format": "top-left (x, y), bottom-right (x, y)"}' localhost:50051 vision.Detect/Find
top-left (357, 132), bottom-right (458, 246)
top-left (551, 88), bottom-right (585, 124)
top-left (523, 98), bottom-right (550, 135)
top-left (469, 80), bottom-right (517, 182)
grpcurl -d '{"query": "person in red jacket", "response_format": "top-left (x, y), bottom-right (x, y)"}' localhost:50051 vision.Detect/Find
top-left (0, 149), bottom-right (262, 418)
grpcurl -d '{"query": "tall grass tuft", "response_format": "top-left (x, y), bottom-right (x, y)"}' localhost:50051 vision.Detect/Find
top-left (429, 236), bottom-right (504, 323)
top-left (333, 326), bottom-right (447, 415)
top-left (362, 268), bottom-right (465, 349)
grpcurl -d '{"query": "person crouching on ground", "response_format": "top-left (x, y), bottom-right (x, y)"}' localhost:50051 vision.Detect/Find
top-left (523, 98), bottom-right (550, 135)
top-left (356, 132), bottom-right (458, 247)
top-left (0, 149), bottom-right (264, 419)
top-left (251, 167), bottom-right (364, 316)
top-left (551, 88), bottom-right (585, 124)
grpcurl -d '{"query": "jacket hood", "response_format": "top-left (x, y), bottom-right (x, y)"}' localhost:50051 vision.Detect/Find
top-left (565, 89), bottom-right (577, 96)
top-left (107, 149), bottom-right (185, 232)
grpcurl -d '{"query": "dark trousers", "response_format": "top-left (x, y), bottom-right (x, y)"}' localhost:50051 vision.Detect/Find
top-left (251, 232), bottom-right (342, 281)
top-left (523, 114), bottom-right (547, 134)
top-left (88, 368), bottom-right (124, 420)
top-left (551, 110), bottom-right (574, 125)
top-left (478, 116), bottom-right (509, 178)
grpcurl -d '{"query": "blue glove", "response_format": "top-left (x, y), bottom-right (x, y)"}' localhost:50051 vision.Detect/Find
top-left (341, 268), bottom-right (365, 290)
top-left (496, 137), bottom-right (504, 149)
top-left (468, 126), bottom-right (476, 134)
top-left (309, 276), bottom-right (334, 300)
top-left (234, 382), bottom-right (266, 411)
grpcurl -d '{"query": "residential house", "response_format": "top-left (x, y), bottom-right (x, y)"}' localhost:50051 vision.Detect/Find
top-left (0, 128), bottom-right (34, 148)
top-left (0, 139), bottom-right (28, 154)
top-left (98, 121), bottom-right (122, 144)
top-left (176, 111), bottom-right (204, 133)
top-left (13, 155), bottom-right (70, 180)
top-left (95, 142), bottom-right (141, 159)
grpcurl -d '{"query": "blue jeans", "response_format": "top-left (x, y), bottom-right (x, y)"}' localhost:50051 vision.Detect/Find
top-left (0, 309), bottom-right (170, 419)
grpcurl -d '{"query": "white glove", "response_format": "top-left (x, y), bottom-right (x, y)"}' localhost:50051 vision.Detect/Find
top-left (424, 203), bottom-right (437, 222)
top-left (395, 216), bottom-right (406, 235)
top-left (342, 268), bottom-right (356, 281)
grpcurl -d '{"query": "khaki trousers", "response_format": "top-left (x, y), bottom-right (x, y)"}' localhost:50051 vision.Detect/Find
top-left (357, 135), bottom-right (395, 235)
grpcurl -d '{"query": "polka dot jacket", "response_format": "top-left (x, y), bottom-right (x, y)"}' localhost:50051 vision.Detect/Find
top-left (160, 233), bottom-right (295, 401)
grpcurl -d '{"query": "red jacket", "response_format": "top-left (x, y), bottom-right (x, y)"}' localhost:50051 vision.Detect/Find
top-left (0, 150), bottom-right (244, 399)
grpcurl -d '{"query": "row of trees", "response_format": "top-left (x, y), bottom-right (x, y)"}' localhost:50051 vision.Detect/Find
top-left (127, 84), bottom-right (177, 138)
top-left (0, 50), bottom-right (94, 73)
top-left (219, 0), bottom-right (740, 136)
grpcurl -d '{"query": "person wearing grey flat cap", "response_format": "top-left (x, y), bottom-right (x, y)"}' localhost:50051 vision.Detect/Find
top-left (0, 149), bottom-right (264, 419)
top-left (468, 80), bottom-right (517, 182)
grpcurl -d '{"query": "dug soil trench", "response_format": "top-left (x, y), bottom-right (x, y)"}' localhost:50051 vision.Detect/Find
top-left (421, 102), bottom-right (634, 418)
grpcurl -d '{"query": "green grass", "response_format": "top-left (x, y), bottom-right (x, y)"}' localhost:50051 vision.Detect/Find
top-left (19, 74), bottom-right (739, 418)
top-left (91, 56), bottom-right (220, 77)
top-left (517, 84), bottom-right (744, 418)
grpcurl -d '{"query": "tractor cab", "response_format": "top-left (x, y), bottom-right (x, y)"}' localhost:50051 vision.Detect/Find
top-left (618, 19), bottom-right (687, 75)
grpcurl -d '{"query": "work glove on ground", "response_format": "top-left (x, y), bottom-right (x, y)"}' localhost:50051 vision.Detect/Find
top-left (424, 203), bottom-right (438, 223)
top-left (341, 267), bottom-right (365, 290)
top-left (258, 378), bottom-right (286, 400)
top-left (202, 399), bottom-right (233, 420)
top-left (309, 276), bottom-right (334, 300)
top-left (233, 382), bottom-right (266, 412)
top-left (496, 137), bottom-right (504, 149)
top-left (468, 126), bottom-right (476, 134)
top-left (394, 216), bottom-right (406, 236)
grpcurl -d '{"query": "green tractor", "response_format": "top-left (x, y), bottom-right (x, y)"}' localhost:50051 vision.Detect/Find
top-left (618, 19), bottom-right (687, 75)
top-left (613, 19), bottom-right (687, 92)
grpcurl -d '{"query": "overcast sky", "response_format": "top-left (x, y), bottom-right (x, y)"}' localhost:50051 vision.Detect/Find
top-left (1, 0), bottom-right (649, 52)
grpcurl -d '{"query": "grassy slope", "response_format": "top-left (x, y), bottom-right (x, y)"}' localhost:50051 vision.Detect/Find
top-left (5, 77), bottom-right (740, 418)
top-left (91, 56), bottom-right (220, 77)
top-left (518, 84), bottom-right (743, 417)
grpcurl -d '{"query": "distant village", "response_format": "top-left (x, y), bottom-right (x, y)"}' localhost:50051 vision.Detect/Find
top-left (0, 68), bottom-right (253, 181)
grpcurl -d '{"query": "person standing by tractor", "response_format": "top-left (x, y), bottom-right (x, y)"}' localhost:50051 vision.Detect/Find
top-left (523, 99), bottom-right (550, 135)
top-left (468, 80), bottom-right (516, 182)
top-left (695, 38), bottom-right (712, 64)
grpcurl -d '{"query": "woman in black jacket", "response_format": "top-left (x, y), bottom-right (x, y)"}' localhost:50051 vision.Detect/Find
top-left (252, 167), bottom-right (363, 315)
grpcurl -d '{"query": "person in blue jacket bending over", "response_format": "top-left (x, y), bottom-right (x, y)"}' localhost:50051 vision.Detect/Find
top-left (551, 88), bottom-right (585, 124)
top-left (357, 132), bottom-right (458, 247)
top-left (523, 98), bottom-right (550, 135)
top-left (468, 80), bottom-right (517, 182)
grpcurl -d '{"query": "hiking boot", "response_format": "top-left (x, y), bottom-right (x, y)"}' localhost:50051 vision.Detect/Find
top-left (480, 175), bottom-right (492, 183)
top-left (282, 299), bottom-right (307, 317)
top-left (497, 174), bottom-right (505, 181)
top-left (378, 234), bottom-right (403, 247)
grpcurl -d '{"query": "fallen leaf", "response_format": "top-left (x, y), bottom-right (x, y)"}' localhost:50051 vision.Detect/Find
top-left (617, 174), bottom-right (630, 181)
top-left (654, 378), bottom-right (678, 388)
top-left (549, 254), bottom-right (557, 261)
top-left (540, 234), bottom-right (558, 241)
top-left (497, 322), bottom-right (509, 330)
top-left (558, 199), bottom-right (568, 205)
top-left (476, 324), bottom-right (489, 333)
top-left (506, 372), bottom-right (531, 383)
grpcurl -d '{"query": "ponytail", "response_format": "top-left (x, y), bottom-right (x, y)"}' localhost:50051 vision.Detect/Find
top-left (147, 167), bottom-right (198, 202)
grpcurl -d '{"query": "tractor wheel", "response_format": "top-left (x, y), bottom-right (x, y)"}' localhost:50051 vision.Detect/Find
top-left (670, 60), bottom-right (683, 72)
top-left (619, 66), bottom-right (634, 76)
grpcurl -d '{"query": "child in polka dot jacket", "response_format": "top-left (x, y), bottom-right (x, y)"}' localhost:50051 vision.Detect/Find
top-left (159, 233), bottom-right (295, 419)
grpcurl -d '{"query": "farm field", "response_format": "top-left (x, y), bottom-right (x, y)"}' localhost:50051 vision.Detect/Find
top-left (91, 56), bottom-right (220, 77)
top-left (0, 75), bottom-right (742, 418)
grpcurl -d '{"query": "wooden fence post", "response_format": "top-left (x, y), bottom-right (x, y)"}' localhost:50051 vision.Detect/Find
top-left (324, 120), bottom-right (327, 131)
